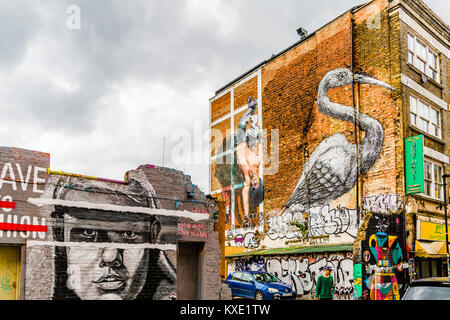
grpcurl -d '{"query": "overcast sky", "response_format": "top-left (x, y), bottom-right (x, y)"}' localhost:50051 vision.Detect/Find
top-left (0, 0), bottom-right (448, 193)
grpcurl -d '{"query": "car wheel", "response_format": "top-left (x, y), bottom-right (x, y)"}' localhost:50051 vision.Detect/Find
top-left (255, 291), bottom-right (265, 301)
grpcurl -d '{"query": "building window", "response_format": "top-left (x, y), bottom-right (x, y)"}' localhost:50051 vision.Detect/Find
top-left (409, 96), bottom-right (441, 138)
top-left (407, 33), bottom-right (440, 83)
top-left (427, 50), bottom-right (438, 80)
top-left (423, 159), bottom-right (444, 200)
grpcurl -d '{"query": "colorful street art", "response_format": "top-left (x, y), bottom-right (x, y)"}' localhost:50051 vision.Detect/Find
top-left (284, 69), bottom-right (395, 212)
top-left (211, 67), bottom-right (401, 300)
top-left (235, 96), bottom-right (264, 222)
top-left (361, 213), bottom-right (408, 300)
top-left (264, 69), bottom-right (396, 243)
top-left (230, 253), bottom-right (354, 300)
top-left (353, 264), bottom-right (363, 299)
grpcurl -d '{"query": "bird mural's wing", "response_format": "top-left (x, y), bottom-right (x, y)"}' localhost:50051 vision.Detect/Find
top-left (285, 134), bottom-right (357, 210)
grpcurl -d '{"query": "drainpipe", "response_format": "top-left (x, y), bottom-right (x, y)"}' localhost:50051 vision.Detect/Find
top-left (443, 174), bottom-right (450, 278)
top-left (351, 15), bottom-right (360, 228)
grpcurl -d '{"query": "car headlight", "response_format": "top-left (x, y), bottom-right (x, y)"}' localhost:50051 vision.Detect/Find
top-left (268, 288), bottom-right (279, 293)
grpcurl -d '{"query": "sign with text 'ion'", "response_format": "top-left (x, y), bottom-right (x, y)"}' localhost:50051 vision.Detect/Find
top-left (405, 135), bottom-right (424, 195)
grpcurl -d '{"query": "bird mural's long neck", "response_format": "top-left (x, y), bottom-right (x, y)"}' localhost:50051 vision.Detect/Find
top-left (318, 83), bottom-right (384, 175)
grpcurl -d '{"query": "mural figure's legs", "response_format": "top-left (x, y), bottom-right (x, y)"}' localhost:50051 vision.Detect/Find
top-left (235, 97), bottom-right (260, 221)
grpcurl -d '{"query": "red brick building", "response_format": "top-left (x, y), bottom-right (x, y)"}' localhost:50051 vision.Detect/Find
top-left (209, 0), bottom-right (449, 300)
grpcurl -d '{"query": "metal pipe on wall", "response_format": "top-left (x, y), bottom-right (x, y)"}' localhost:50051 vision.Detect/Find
top-left (351, 16), bottom-right (361, 227)
top-left (443, 174), bottom-right (450, 278)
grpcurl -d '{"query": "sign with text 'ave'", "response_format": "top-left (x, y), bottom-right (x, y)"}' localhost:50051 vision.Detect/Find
top-left (405, 135), bottom-right (424, 195)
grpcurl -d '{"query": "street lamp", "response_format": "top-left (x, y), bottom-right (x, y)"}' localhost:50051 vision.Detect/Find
top-left (443, 173), bottom-right (450, 278)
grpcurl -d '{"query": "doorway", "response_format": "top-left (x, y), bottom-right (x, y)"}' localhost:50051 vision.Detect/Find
top-left (176, 242), bottom-right (203, 300)
top-left (0, 246), bottom-right (21, 300)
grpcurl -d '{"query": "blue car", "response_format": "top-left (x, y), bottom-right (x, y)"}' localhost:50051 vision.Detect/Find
top-left (226, 271), bottom-right (296, 300)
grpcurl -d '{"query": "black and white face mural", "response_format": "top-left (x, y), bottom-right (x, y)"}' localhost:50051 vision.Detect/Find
top-left (29, 170), bottom-right (177, 300)
top-left (284, 69), bottom-right (396, 211)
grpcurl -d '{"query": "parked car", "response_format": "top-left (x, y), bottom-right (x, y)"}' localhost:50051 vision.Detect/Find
top-left (226, 271), bottom-right (297, 300)
top-left (402, 277), bottom-right (450, 300)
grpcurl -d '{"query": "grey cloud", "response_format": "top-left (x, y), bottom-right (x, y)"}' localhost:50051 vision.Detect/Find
top-left (0, 1), bottom-right (43, 67)
top-left (0, 0), bottom-right (447, 192)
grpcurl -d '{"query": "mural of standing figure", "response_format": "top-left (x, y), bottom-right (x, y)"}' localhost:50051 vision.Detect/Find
top-left (235, 96), bottom-right (264, 227)
top-left (278, 68), bottom-right (396, 214)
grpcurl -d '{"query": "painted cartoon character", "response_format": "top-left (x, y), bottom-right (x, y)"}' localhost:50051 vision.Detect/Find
top-left (368, 232), bottom-right (403, 300)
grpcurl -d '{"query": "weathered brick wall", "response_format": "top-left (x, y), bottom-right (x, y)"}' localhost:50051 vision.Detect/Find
top-left (138, 165), bottom-right (222, 300)
top-left (211, 92), bottom-right (231, 123)
top-left (0, 147), bottom-right (50, 244)
top-left (210, 0), bottom-right (412, 301)
top-left (353, 1), bottom-right (404, 199)
top-left (210, 0), bottom-right (447, 300)
top-left (261, 0), bottom-right (402, 250)
top-left (398, 0), bottom-right (450, 280)
top-left (1, 147), bottom-right (221, 300)
top-left (24, 169), bottom-right (179, 300)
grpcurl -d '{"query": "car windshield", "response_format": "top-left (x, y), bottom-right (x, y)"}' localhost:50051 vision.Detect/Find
top-left (253, 273), bottom-right (280, 283)
top-left (403, 286), bottom-right (450, 300)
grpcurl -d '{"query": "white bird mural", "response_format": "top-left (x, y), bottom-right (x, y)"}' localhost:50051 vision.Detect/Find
top-left (284, 68), bottom-right (396, 211)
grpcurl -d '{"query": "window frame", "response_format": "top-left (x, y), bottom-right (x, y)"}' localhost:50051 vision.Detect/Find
top-left (422, 158), bottom-right (444, 201)
top-left (409, 96), bottom-right (441, 139)
top-left (407, 33), bottom-right (440, 83)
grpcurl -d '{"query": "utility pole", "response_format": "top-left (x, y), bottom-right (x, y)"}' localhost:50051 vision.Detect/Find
top-left (443, 173), bottom-right (450, 278)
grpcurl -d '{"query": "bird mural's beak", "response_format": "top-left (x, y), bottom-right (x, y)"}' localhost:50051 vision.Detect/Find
top-left (354, 73), bottom-right (397, 91)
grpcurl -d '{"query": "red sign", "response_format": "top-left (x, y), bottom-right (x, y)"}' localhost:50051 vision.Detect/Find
top-left (0, 201), bottom-right (16, 209)
top-left (0, 223), bottom-right (48, 233)
top-left (178, 222), bottom-right (207, 239)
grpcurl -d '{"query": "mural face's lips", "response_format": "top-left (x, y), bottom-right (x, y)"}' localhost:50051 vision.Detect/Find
top-left (93, 275), bottom-right (126, 291)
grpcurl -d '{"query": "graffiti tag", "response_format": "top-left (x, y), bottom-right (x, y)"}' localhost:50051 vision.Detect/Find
top-left (232, 254), bottom-right (354, 299)
top-left (362, 194), bottom-right (404, 214)
top-left (308, 205), bottom-right (358, 238)
top-left (0, 275), bottom-right (12, 292)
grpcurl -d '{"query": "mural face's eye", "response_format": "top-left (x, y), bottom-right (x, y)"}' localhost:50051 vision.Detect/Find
top-left (122, 231), bottom-right (138, 240)
top-left (81, 229), bottom-right (97, 240)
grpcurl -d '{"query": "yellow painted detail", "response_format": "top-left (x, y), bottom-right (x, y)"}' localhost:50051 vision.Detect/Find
top-left (0, 247), bottom-right (21, 300)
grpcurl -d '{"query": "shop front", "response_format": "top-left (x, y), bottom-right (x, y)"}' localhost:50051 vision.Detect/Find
top-left (412, 220), bottom-right (449, 279)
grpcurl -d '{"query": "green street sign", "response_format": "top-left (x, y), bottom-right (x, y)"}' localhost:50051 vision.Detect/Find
top-left (405, 135), bottom-right (424, 195)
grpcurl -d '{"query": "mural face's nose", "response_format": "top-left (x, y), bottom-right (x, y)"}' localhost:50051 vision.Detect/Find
top-left (100, 248), bottom-right (122, 268)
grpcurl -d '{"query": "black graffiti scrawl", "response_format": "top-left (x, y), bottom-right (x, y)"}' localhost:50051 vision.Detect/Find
top-left (284, 69), bottom-right (396, 211)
